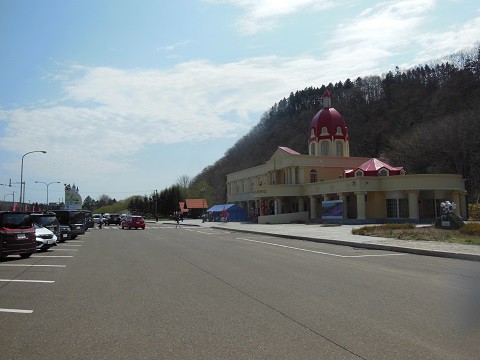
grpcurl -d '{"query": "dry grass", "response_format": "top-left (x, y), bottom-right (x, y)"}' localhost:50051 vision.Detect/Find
top-left (352, 223), bottom-right (480, 245)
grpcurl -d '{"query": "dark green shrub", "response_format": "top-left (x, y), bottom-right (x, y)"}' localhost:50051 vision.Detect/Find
top-left (468, 204), bottom-right (480, 220)
top-left (459, 222), bottom-right (480, 236)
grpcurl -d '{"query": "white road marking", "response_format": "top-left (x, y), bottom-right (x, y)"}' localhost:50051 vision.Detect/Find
top-left (0, 308), bottom-right (33, 314)
top-left (31, 255), bottom-right (73, 258)
top-left (236, 238), bottom-right (406, 258)
top-left (0, 279), bottom-right (54, 283)
top-left (0, 264), bottom-right (66, 268)
top-left (51, 249), bottom-right (78, 251)
top-left (59, 244), bottom-right (82, 247)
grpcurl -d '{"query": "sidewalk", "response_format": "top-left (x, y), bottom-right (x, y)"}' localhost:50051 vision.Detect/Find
top-left (162, 219), bottom-right (480, 262)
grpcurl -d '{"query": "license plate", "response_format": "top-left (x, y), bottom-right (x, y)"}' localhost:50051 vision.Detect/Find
top-left (17, 234), bottom-right (26, 239)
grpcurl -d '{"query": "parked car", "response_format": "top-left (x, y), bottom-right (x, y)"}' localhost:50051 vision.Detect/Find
top-left (83, 210), bottom-right (94, 229)
top-left (0, 211), bottom-right (36, 259)
top-left (107, 214), bottom-right (121, 225)
top-left (52, 210), bottom-right (85, 239)
top-left (31, 212), bottom-right (62, 241)
top-left (34, 223), bottom-right (57, 251)
top-left (121, 215), bottom-right (145, 230)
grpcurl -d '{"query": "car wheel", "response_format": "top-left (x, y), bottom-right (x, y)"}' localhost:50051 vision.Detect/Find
top-left (20, 252), bottom-right (33, 259)
top-left (142, 227), bottom-right (145, 230)
top-left (129, 226), bottom-right (132, 230)
top-left (121, 226), bottom-right (124, 229)
top-left (71, 235), bottom-right (77, 240)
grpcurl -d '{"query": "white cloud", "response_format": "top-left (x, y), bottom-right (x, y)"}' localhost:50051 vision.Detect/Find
top-left (414, 14), bottom-right (480, 62)
top-left (207, 0), bottom-right (341, 35)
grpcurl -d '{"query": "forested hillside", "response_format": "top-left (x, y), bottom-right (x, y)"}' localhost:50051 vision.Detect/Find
top-left (191, 46), bottom-right (480, 204)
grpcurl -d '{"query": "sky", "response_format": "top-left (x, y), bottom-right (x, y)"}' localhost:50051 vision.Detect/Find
top-left (0, 0), bottom-right (479, 205)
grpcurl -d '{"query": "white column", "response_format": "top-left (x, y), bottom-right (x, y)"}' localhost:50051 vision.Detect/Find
top-left (460, 192), bottom-right (467, 219)
top-left (338, 193), bottom-right (347, 219)
top-left (309, 196), bottom-right (317, 219)
top-left (408, 191), bottom-right (419, 219)
top-left (355, 192), bottom-right (366, 220)
top-left (298, 197), bottom-right (305, 212)
top-left (451, 191), bottom-right (461, 217)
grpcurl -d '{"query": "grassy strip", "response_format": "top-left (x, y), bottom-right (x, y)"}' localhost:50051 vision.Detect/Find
top-left (352, 223), bottom-right (480, 245)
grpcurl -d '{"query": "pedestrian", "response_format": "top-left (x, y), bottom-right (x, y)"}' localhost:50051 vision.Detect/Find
top-left (98, 213), bottom-right (103, 229)
top-left (175, 212), bottom-right (180, 228)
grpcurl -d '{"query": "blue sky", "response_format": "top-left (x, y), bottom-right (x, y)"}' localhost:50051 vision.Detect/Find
top-left (1, 0), bottom-right (479, 205)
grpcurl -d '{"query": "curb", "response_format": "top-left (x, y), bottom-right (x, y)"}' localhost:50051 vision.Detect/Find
top-left (211, 226), bottom-right (480, 262)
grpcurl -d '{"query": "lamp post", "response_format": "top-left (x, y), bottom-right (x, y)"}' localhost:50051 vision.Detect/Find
top-left (20, 150), bottom-right (47, 209)
top-left (35, 181), bottom-right (60, 210)
top-left (3, 193), bottom-right (14, 211)
top-left (201, 188), bottom-right (205, 221)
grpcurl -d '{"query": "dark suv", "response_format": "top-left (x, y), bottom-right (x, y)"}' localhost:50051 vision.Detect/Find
top-left (0, 212), bottom-right (36, 259)
top-left (52, 210), bottom-right (85, 239)
top-left (107, 214), bottom-right (121, 225)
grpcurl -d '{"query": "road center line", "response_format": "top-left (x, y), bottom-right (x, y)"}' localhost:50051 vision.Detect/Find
top-left (0, 279), bottom-right (55, 283)
top-left (0, 264), bottom-right (66, 268)
top-left (0, 308), bottom-right (33, 314)
top-left (236, 238), bottom-right (405, 258)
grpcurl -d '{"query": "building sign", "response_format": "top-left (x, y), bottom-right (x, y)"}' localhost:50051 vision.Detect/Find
top-left (254, 189), bottom-right (267, 195)
top-left (65, 183), bottom-right (82, 210)
top-left (322, 200), bottom-right (343, 219)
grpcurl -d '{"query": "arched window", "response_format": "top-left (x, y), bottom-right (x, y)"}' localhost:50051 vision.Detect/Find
top-left (310, 129), bottom-right (316, 138)
top-left (378, 168), bottom-right (389, 177)
top-left (336, 141), bottom-right (343, 156)
top-left (321, 127), bottom-right (328, 135)
top-left (321, 140), bottom-right (329, 156)
top-left (310, 170), bottom-right (318, 183)
top-left (355, 170), bottom-right (364, 177)
top-left (336, 126), bottom-right (343, 135)
top-left (309, 142), bottom-right (316, 155)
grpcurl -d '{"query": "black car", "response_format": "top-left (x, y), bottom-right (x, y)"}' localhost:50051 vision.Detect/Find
top-left (107, 214), bottom-right (121, 225)
top-left (52, 210), bottom-right (85, 239)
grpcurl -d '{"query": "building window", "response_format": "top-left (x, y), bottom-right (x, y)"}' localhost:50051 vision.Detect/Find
top-left (336, 141), bottom-right (343, 156)
top-left (310, 129), bottom-right (316, 138)
top-left (321, 140), bottom-right (329, 156)
top-left (355, 170), bottom-right (364, 177)
top-left (378, 168), bottom-right (389, 176)
top-left (310, 170), bottom-right (318, 183)
top-left (386, 198), bottom-right (408, 218)
top-left (336, 126), bottom-right (343, 135)
top-left (236, 183), bottom-right (239, 193)
top-left (321, 127), bottom-right (328, 135)
top-left (310, 142), bottom-right (316, 155)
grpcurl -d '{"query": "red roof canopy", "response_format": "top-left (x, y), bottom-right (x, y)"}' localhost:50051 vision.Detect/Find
top-left (345, 158), bottom-right (404, 177)
top-left (185, 199), bottom-right (208, 209)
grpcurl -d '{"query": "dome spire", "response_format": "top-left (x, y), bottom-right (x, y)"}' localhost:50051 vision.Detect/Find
top-left (322, 89), bottom-right (332, 108)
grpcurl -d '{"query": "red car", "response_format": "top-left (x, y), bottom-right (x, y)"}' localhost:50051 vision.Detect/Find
top-left (121, 215), bottom-right (145, 230)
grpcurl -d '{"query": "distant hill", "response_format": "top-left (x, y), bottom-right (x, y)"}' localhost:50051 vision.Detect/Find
top-left (191, 46), bottom-right (480, 204)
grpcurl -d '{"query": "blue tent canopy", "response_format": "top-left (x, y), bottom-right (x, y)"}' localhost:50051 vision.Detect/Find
top-left (206, 204), bottom-right (246, 222)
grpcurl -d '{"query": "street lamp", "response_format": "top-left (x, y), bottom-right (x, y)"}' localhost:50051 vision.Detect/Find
top-left (20, 150), bottom-right (47, 209)
top-left (201, 188), bottom-right (205, 221)
top-left (3, 193), bottom-right (14, 211)
top-left (35, 181), bottom-right (60, 210)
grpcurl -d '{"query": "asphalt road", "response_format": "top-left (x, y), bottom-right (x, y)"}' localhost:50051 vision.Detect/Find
top-left (1, 224), bottom-right (479, 359)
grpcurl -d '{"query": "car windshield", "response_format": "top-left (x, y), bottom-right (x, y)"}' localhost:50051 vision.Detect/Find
top-left (54, 211), bottom-right (70, 224)
top-left (70, 211), bottom-right (85, 223)
top-left (32, 215), bottom-right (58, 226)
top-left (0, 213), bottom-right (32, 229)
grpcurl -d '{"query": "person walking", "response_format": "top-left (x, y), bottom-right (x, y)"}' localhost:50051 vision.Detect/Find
top-left (175, 212), bottom-right (180, 228)
top-left (98, 213), bottom-right (103, 229)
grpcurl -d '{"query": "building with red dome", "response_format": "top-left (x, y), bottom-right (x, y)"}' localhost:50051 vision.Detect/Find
top-left (226, 91), bottom-right (466, 224)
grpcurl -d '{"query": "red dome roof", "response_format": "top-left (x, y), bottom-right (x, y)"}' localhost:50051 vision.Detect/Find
top-left (309, 107), bottom-right (348, 143)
